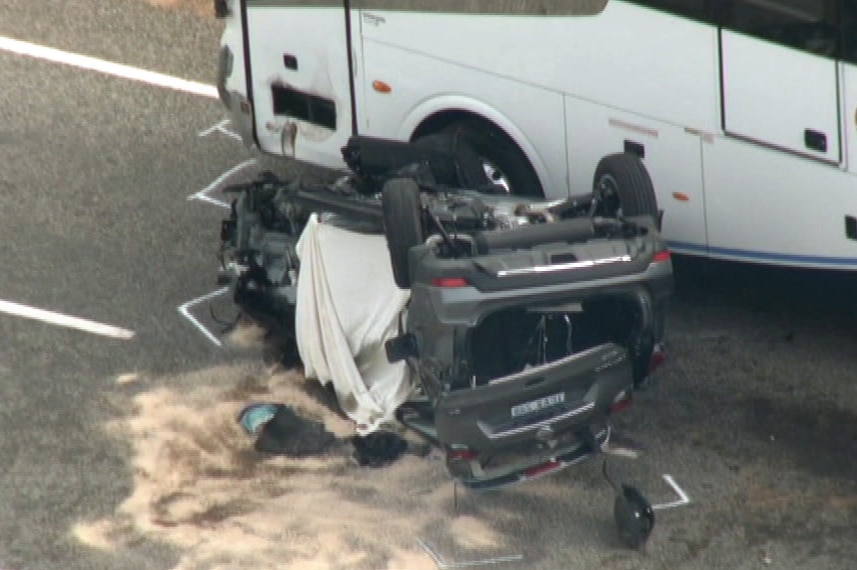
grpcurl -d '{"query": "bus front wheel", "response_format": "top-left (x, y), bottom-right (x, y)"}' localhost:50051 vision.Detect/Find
top-left (439, 119), bottom-right (544, 198)
top-left (591, 153), bottom-right (659, 220)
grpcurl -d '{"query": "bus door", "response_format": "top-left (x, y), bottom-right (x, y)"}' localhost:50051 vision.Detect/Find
top-left (244, 0), bottom-right (356, 168)
top-left (717, 0), bottom-right (843, 164)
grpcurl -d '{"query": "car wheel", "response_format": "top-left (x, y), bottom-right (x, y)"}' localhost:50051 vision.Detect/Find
top-left (591, 153), bottom-right (659, 220)
top-left (440, 119), bottom-right (544, 197)
top-left (381, 178), bottom-right (424, 290)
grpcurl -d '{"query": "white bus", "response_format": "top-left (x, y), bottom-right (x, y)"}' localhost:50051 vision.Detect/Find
top-left (214, 0), bottom-right (857, 270)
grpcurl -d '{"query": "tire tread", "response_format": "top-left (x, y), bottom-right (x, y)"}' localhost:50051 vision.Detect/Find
top-left (381, 178), bottom-right (423, 289)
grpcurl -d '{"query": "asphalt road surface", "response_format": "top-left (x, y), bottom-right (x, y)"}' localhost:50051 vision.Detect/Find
top-left (0, 3), bottom-right (855, 570)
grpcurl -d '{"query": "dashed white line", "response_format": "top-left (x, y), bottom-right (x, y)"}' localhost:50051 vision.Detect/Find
top-left (0, 35), bottom-right (218, 99)
top-left (652, 474), bottom-right (692, 511)
top-left (0, 299), bottom-right (135, 340)
top-left (188, 158), bottom-right (257, 209)
top-left (178, 287), bottom-right (230, 347)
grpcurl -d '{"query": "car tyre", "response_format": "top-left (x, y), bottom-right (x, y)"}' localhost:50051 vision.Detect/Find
top-left (592, 153), bottom-right (659, 220)
top-left (382, 178), bottom-right (424, 289)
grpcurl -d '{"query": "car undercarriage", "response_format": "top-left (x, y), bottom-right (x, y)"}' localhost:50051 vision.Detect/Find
top-left (216, 134), bottom-right (674, 507)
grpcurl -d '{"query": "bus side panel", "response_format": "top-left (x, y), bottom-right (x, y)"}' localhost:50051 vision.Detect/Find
top-left (564, 97), bottom-right (708, 252)
top-left (359, 39), bottom-right (569, 198)
top-left (245, 5), bottom-right (354, 170)
top-left (702, 138), bottom-right (857, 269)
top-left (845, 63), bottom-right (857, 176)
top-left (218, 2), bottom-right (248, 115)
top-left (357, 2), bottom-right (721, 134)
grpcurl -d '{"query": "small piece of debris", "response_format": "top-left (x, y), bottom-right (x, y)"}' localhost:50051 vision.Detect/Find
top-left (116, 373), bottom-right (140, 385)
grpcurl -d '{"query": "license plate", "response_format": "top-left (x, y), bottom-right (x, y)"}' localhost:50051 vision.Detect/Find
top-left (511, 392), bottom-right (565, 418)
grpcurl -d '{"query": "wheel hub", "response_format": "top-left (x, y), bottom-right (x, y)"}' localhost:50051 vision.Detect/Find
top-left (481, 160), bottom-right (513, 194)
top-left (595, 173), bottom-right (623, 217)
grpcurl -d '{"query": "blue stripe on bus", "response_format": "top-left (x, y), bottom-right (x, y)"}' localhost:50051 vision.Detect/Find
top-left (666, 241), bottom-right (857, 267)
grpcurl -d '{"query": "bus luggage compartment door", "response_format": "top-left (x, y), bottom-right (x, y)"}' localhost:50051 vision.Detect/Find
top-left (719, 20), bottom-right (841, 164)
top-left (244, 2), bottom-right (355, 169)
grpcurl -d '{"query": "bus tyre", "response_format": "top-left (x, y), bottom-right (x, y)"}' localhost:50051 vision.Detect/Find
top-left (592, 153), bottom-right (659, 220)
top-left (382, 178), bottom-right (424, 290)
top-left (442, 119), bottom-right (544, 197)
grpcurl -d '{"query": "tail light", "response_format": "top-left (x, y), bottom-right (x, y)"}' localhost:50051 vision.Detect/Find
top-left (648, 349), bottom-right (666, 374)
top-left (431, 277), bottom-right (469, 288)
top-left (609, 389), bottom-right (633, 414)
top-left (652, 250), bottom-right (671, 263)
top-left (447, 446), bottom-right (477, 461)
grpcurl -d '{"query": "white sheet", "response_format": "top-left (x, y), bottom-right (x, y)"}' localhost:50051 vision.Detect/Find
top-left (294, 213), bottom-right (415, 436)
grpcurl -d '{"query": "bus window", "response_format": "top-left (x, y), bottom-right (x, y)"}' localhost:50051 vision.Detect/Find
top-left (625, 0), bottom-right (713, 22)
top-left (841, 0), bottom-right (857, 63)
top-left (718, 0), bottom-right (840, 57)
top-left (354, 0), bottom-right (609, 16)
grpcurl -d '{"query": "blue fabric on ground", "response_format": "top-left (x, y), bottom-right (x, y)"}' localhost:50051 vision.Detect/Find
top-left (237, 403), bottom-right (280, 435)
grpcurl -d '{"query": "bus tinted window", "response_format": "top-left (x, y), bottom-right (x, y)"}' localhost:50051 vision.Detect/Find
top-left (842, 0), bottom-right (857, 63)
top-left (718, 0), bottom-right (840, 58)
top-left (354, 0), bottom-right (609, 15)
top-left (624, 0), bottom-right (713, 22)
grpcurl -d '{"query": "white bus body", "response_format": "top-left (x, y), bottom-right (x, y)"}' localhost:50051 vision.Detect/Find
top-left (215, 0), bottom-right (857, 270)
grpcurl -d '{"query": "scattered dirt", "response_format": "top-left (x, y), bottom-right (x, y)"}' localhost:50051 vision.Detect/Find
top-left (224, 321), bottom-right (268, 350)
top-left (449, 516), bottom-right (502, 550)
top-left (145, 0), bottom-right (212, 17)
top-left (72, 362), bottom-right (514, 570)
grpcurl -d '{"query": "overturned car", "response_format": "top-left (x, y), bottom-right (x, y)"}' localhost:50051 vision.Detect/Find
top-left (217, 134), bottom-right (674, 491)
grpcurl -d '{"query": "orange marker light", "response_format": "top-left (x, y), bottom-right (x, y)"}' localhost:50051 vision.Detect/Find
top-left (372, 80), bottom-right (392, 93)
top-left (672, 192), bottom-right (690, 202)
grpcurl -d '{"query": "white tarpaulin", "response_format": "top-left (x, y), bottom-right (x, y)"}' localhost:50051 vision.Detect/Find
top-left (294, 213), bottom-right (415, 435)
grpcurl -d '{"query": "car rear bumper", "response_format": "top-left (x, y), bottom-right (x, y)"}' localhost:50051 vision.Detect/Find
top-left (435, 341), bottom-right (631, 455)
top-left (450, 421), bottom-right (613, 491)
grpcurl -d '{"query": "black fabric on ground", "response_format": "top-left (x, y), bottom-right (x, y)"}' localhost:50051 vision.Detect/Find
top-left (350, 431), bottom-right (430, 467)
top-left (242, 402), bottom-right (432, 467)
top-left (253, 404), bottom-right (337, 457)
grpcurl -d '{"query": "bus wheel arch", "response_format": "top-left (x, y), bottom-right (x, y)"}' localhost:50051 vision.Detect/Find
top-left (410, 111), bottom-right (545, 198)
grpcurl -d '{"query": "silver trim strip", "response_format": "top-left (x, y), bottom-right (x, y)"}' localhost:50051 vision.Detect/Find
top-left (485, 401), bottom-right (596, 440)
top-left (496, 255), bottom-right (632, 277)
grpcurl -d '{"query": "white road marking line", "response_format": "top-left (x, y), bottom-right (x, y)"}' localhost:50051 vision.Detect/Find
top-left (417, 538), bottom-right (523, 569)
top-left (652, 474), bottom-right (692, 511)
top-left (0, 299), bottom-right (135, 340)
top-left (198, 120), bottom-right (230, 137)
top-left (178, 287), bottom-right (230, 347)
top-left (188, 158), bottom-right (257, 209)
top-left (0, 35), bottom-right (218, 99)
top-left (198, 119), bottom-right (242, 141)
